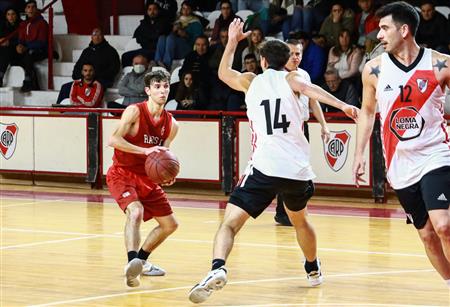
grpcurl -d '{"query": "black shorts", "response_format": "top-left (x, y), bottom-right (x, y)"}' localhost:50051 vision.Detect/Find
top-left (229, 167), bottom-right (314, 218)
top-left (394, 166), bottom-right (450, 229)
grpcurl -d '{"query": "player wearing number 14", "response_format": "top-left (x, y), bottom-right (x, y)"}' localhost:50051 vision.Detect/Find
top-left (188, 19), bottom-right (359, 304)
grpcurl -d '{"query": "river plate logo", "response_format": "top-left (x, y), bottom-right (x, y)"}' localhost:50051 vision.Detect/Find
top-left (323, 130), bottom-right (350, 172)
top-left (0, 123), bottom-right (18, 160)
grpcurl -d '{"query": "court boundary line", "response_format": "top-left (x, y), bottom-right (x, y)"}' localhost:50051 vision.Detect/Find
top-left (1, 227), bottom-right (426, 258)
top-left (26, 269), bottom-right (439, 307)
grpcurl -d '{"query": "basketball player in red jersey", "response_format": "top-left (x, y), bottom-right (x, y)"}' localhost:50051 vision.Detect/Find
top-left (353, 1), bottom-right (450, 286)
top-left (106, 70), bottom-right (179, 287)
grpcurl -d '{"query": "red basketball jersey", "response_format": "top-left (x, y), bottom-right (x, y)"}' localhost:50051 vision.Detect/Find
top-left (112, 101), bottom-right (173, 175)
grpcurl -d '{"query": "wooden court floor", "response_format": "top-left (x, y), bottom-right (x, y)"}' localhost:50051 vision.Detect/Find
top-left (1, 183), bottom-right (449, 307)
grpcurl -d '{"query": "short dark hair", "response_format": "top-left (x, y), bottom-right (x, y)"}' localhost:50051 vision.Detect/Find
top-left (259, 39), bottom-right (290, 70)
top-left (81, 62), bottom-right (95, 70)
top-left (25, 0), bottom-right (37, 6)
top-left (375, 1), bottom-right (419, 36)
top-left (285, 38), bottom-right (301, 46)
top-left (244, 53), bottom-right (257, 61)
top-left (144, 70), bottom-right (170, 87)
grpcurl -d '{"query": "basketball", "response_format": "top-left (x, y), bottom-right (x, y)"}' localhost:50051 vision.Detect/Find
top-left (145, 150), bottom-right (180, 184)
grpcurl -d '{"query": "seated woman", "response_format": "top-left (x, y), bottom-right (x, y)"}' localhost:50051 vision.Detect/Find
top-left (0, 7), bottom-right (21, 87)
top-left (175, 71), bottom-right (207, 110)
top-left (241, 27), bottom-right (264, 68)
top-left (154, 1), bottom-right (204, 69)
top-left (327, 29), bottom-right (363, 83)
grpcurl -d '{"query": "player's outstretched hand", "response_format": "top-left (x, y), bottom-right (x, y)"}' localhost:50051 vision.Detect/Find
top-left (342, 105), bottom-right (359, 122)
top-left (352, 156), bottom-right (366, 187)
top-left (228, 18), bottom-right (251, 46)
top-left (143, 146), bottom-right (168, 156)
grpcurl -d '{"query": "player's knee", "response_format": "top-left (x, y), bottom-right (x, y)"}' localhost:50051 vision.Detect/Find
top-left (162, 220), bottom-right (179, 234)
top-left (126, 204), bottom-right (144, 223)
top-left (434, 223), bottom-right (450, 240)
top-left (419, 229), bottom-right (441, 251)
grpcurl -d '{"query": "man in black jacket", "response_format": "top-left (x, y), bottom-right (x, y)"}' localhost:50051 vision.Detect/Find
top-left (122, 3), bottom-right (171, 67)
top-left (56, 28), bottom-right (120, 104)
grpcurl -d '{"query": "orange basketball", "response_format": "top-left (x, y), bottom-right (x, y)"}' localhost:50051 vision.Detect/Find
top-left (144, 150), bottom-right (180, 184)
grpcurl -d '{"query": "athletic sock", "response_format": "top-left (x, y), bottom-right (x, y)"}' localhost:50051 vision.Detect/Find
top-left (212, 259), bottom-right (226, 270)
top-left (138, 248), bottom-right (151, 261)
top-left (304, 259), bottom-right (319, 273)
top-left (127, 251), bottom-right (138, 263)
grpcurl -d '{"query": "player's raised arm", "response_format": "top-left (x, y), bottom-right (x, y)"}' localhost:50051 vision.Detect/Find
top-left (286, 71), bottom-right (359, 121)
top-left (352, 58), bottom-right (379, 187)
top-left (218, 18), bottom-right (255, 93)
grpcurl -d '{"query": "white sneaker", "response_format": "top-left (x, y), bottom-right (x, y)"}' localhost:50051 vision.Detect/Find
top-left (124, 258), bottom-right (143, 287)
top-left (305, 259), bottom-right (323, 287)
top-left (188, 267), bottom-right (227, 303)
top-left (141, 260), bottom-right (166, 276)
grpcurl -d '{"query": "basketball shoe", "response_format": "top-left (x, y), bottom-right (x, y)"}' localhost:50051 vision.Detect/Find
top-left (188, 267), bottom-right (227, 303)
top-left (305, 259), bottom-right (323, 286)
top-left (141, 260), bottom-right (166, 276)
top-left (124, 258), bottom-right (143, 287)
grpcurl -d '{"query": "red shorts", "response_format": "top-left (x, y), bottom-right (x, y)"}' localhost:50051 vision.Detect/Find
top-left (106, 165), bottom-right (172, 221)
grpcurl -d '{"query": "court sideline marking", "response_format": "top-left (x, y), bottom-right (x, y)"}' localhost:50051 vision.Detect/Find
top-left (26, 268), bottom-right (439, 307)
top-left (1, 227), bottom-right (427, 258)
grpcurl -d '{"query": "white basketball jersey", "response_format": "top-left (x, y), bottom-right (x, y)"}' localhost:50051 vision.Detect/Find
top-left (245, 69), bottom-right (315, 180)
top-left (296, 67), bottom-right (311, 122)
top-left (375, 48), bottom-right (450, 189)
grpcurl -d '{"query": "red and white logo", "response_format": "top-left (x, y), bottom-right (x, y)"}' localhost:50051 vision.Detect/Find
top-left (323, 130), bottom-right (350, 172)
top-left (416, 78), bottom-right (428, 93)
top-left (0, 123), bottom-right (18, 160)
top-left (389, 107), bottom-right (424, 141)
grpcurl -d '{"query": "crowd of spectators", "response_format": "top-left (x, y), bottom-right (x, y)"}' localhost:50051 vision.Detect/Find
top-left (0, 0), bottom-right (449, 111)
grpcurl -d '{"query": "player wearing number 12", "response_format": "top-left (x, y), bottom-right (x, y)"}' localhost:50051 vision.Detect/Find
top-left (188, 19), bottom-right (359, 304)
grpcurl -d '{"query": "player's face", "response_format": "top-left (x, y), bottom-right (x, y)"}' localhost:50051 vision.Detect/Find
top-left (377, 15), bottom-right (403, 53)
top-left (285, 43), bottom-right (302, 71)
top-left (146, 81), bottom-right (170, 105)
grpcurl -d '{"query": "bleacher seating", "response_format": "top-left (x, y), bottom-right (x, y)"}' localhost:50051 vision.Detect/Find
top-left (236, 10), bottom-right (253, 22)
top-left (207, 10), bottom-right (221, 29)
top-left (436, 6), bottom-right (450, 19)
top-left (109, 15), bottom-right (141, 36)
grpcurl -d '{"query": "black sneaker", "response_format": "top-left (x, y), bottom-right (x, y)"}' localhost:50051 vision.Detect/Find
top-left (274, 214), bottom-right (292, 226)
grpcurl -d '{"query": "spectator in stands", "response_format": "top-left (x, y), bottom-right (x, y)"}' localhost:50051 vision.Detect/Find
top-left (208, 27), bottom-right (244, 110)
top-left (175, 71), bottom-right (207, 110)
top-left (293, 31), bottom-right (326, 84)
top-left (154, 0), bottom-right (204, 69)
top-left (178, 35), bottom-right (210, 92)
top-left (327, 29), bottom-right (363, 83)
top-left (355, 0), bottom-right (378, 48)
top-left (72, 28), bottom-right (120, 88)
top-left (67, 63), bottom-right (103, 108)
top-left (121, 2), bottom-right (171, 67)
top-left (146, 0), bottom-right (178, 22)
top-left (319, 67), bottom-right (359, 112)
top-left (0, 7), bottom-right (21, 87)
top-left (56, 27), bottom-right (120, 104)
top-left (416, 1), bottom-right (450, 54)
top-left (15, 0), bottom-right (48, 92)
top-left (210, 0), bottom-right (239, 45)
top-left (241, 53), bottom-right (262, 74)
top-left (241, 27), bottom-right (264, 68)
top-left (118, 54), bottom-right (152, 106)
top-left (319, 3), bottom-right (354, 48)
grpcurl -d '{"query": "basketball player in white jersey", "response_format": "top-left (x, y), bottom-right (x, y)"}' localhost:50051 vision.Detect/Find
top-left (275, 39), bottom-right (330, 226)
top-left (188, 19), bottom-right (358, 303)
top-left (353, 1), bottom-right (450, 285)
